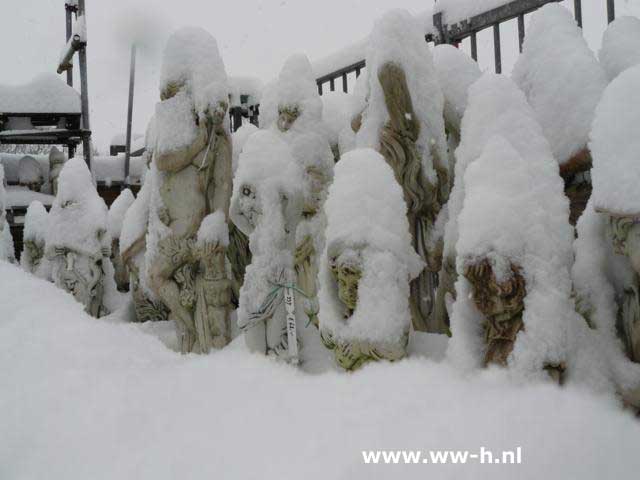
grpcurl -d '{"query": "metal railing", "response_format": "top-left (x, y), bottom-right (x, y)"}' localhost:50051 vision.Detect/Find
top-left (316, 0), bottom-right (617, 93)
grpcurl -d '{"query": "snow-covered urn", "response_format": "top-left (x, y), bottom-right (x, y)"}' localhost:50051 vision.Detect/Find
top-left (108, 188), bottom-right (135, 291)
top-left (120, 171), bottom-right (168, 323)
top-left (0, 165), bottom-right (16, 263)
top-left (18, 156), bottom-right (44, 192)
top-left (319, 148), bottom-right (423, 370)
top-left (231, 130), bottom-right (308, 363)
top-left (356, 9), bottom-right (449, 334)
top-left (21, 200), bottom-right (49, 275)
top-left (48, 146), bottom-right (66, 196)
top-left (146, 27), bottom-right (233, 354)
top-left (573, 65), bottom-right (640, 408)
top-left (512, 3), bottom-right (608, 225)
top-left (446, 75), bottom-right (576, 382)
top-left (599, 16), bottom-right (640, 82)
top-left (45, 158), bottom-right (116, 317)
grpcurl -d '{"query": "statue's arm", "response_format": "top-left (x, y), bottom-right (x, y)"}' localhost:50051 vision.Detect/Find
top-left (156, 122), bottom-right (209, 173)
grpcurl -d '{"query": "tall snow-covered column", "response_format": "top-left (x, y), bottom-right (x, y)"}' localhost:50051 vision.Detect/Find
top-left (146, 27), bottom-right (233, 354)
top-left (356, 9), bottom-right (449, 334)
top-left (512, 3), bottom-right (607, 225)
top-left (318, 148), bottom-right (423, 370)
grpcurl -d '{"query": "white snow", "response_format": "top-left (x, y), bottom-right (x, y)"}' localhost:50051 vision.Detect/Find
top-left (590, 64), bottom-right (640, 215)
top-left (18, 155), bottom-right (43, 185)
top-left (120, 169), bottom-right (151, 255)
top-left (107, 188), bottom-right (135, 240)
top-left (356, 9), bottom-right (448, 186)
top-left (110, 132), bottom-right (143, 147)
top-left (45, 157), bottom-right (110, 258)
top-left (0, 153), bottom-right (50, 184)
top-left (320, 91), bottom-right (352, 149)
top-left (433, 0), bottom-right (513, 24)
top-left (599, 16), bottom-right (640, 81)
top-left (160, 27), bottom-right (229, 116)
top-left (92, 155), bottom-right (147, 184)
top-left (312, 38), bottom-right (367, 80)
top-left (0, 73), bottom-right (81, 114)
top-left (229, 76), bottom-right (263, 107)
top-left (319, 148), bottom-right (423, 345)
top-left (0, 165), bottom-right (16, 263)
top-left (2, 260), bottom-right (640, 479)
top-left (231, 123), bottom-right (259, 174)
top-left (512, 3), bottom-right (608, 165)
top-left (20, 200), bottom-right (49, 275)
top-left (5, 186), bottom-right (54, 209)
top-left (197, 210), bottom-right (229, 247)
top-left (153, 90), bottom-right (198, 156)
top-left (432, 44), bottom-right (481, 134)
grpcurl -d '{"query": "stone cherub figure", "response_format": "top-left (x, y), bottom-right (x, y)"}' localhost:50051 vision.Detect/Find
top-left (318, 149), bottom-right (424, 371)
top-left (45, 158), bottom-right (117, 317)
top-left (147, 27), bottom-right (233, 354)
top-left (357, 11), bottom-right (450, 334)
top-left (231, 130), bottom-right (309, 363)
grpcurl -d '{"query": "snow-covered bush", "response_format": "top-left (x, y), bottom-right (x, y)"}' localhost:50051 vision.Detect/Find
top-left (446, 73), bottom-right (577, 381)
top-left (512, 3), bottom-right (607, 167)
top-left (318, 148), bottom-right (423, 369)
top-left (599, 15), bottom-right (640, 81)
top-left (0, 165), bottom-right (15, 263)
top-left (45, 158), bottom-right (119, 317)
top-left (21, 200), bottom-right (49, 276)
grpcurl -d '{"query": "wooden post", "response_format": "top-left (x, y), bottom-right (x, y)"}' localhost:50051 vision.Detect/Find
top-left (518, 14), bottom-right (525, 52)
top-left (329, 78), bottom-right (335, 92)
top-left (470, 31), bottom-right (478, 61)
top-left (64, 3), bottom-right (74, 87)
top-left (574, 0), bottom-right (582, 28)
top-left (317, 82), bottom-right (323, 96)
top-left (78, 0), bottom-right (92, 169)
top-left (493, 23), bottom-right (502, 74)
top-left (123, 44), bottom-right (136, 189)
top-left (355, 67), bottom-right (361, 78)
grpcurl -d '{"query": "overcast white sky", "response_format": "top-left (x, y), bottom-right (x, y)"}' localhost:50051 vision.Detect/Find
top-left (1, 0), bottom-right (638, 152)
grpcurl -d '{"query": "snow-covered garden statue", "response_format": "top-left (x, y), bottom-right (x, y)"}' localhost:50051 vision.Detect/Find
top-left (45, 158), bottom-right (117, 317)
top-left (0, 165), bottom-right (16, 263)
top-left (48, 146), bottom-right (66, 196)
top-left (356, 10), bottom-right (449, 333)
top-left (18, 156), bottom-right (44, 192)
top-left (21, 200), bottom-right (49, 275)
top-left (261, 54), bottom-right (335, 327)
top-left (318, 149), bottom-right (423, 370)
top-left (120, 171), bottom-right (168, 323)
top-left (573, 65), bottom-right (640, 408)
top-left (446, 74), bottom-right (576, 383)
top-left (231, 130), bottom-right (312, 363)
top-left (108, 189), bottom-right (135, 291)
top-left (147, 27), bottom-right (233, 354)
top-left (512, 4), bottom-right (607, 225)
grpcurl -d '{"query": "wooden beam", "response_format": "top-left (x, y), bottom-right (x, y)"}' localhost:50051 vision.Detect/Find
top-left (518, 14), bottom-right (525, 52)
top-left (493, 23), bottom-right (502, 73)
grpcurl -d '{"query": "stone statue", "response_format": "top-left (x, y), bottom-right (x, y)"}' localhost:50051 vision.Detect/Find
top-left (18, 155), bottom-right (44, 192)
top-left (45, 158), bottom-right (114, 317)
top-left (318, 148), bottom-right (424, 371)
top-left (48, 146), bottom-right (66, 196)
top-left (231, 130), bottom-right (309, 363)
top-left (21, 200), bottom-right (49, 275)
top-left (377, 62), bottom-right (449, 333)
top-left (148, 28), bottom-right (233, 354)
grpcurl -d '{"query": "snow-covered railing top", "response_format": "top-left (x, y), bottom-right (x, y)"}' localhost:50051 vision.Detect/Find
top-left (0, 74), bottom-right (81, 115)
top-left (313, 0), bottom-right (616, 94)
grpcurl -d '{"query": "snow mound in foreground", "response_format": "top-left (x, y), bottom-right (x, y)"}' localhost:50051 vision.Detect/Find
top-left (1, 262), bottom-right (639, 479)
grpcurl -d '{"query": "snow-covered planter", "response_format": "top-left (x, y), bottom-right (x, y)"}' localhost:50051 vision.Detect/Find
top-left (45, 158), bottom-right (117, 317)
top-left (0, 165), bottom-right (16, 264)
top-left (318, 148), bottom-right (423, 370)
top-left (231, 130), bottom-right (313, 364)
top-left (108, 188), bottom-right (135, 291)
top-left (21, 200), bottom-right (49, 276)
top-left (599, 15), bottom-right (640, 82)
top-left (356, 9), bottom-right (449, 334)
top-left (446, 73), bottom-right (576, 382)
top-left (512, 3), bottom-right (608, 225)
top-left (574, 65), bottom-right (640, 408)
top-left (146, 27), bottom-right (233, 354)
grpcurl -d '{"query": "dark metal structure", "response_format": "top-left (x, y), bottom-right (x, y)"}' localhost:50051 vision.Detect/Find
top-left (315, 0), bottom-right (617, 93)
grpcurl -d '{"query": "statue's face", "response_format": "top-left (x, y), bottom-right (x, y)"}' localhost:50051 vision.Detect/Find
top-left (53, 248), bottom-right (103, 306)
top-left (609, 215), bottom-right (640, 274)
top-left (277, 105), bottom-right (300, 132)
top-left (330, 256), bottom-right (363, 315)
top-left (25, 240), bottom-right (44, 268)
top-left (238, 183), bottom-right (261, 229)
top-left (464, 260), bottom-right (526, 319)
top-left (160, 81), bottom-right (185, 101)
